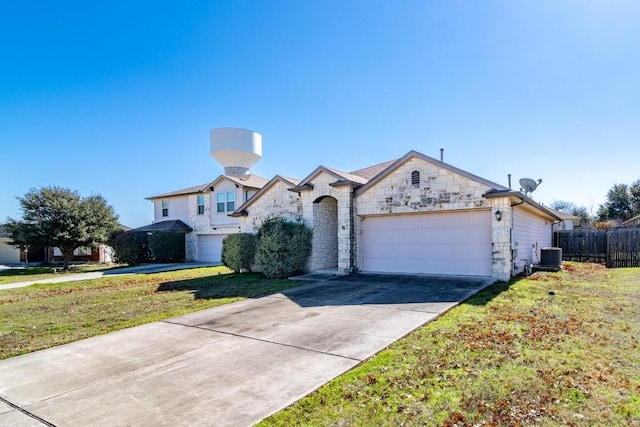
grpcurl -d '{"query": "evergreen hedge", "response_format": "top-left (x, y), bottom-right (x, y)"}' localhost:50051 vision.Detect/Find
top-left (148, 231), bottom-right (185, 263)
top-left (255, 217), bottom-right (312, 278)
top-left (222, 233), bottom-right (256, 273)
top-left (110, 232), bottom-right (151, 265)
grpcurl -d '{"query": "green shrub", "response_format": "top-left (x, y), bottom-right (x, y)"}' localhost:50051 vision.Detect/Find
top-left (148, 232), bottom-right (185, 263)
top-left (222, 233), bottom-right (256, 273)
top-left (255, 217), bottom-right (312, 279)
top-left (110, 232), bottom-right (151, 265)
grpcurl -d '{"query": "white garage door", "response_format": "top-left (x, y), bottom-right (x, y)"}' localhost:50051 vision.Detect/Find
top-left (0, 240), bottom-right (20, 264)
top-left (359, 210), bottom-right (492, 276)
top-left (197, 235), bottom-right (227, 263)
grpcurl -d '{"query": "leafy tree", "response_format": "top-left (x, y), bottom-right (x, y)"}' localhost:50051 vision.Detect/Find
top-left (598, 183), bottom-right (633, 222)
top-left (5, 186), bottom-right (120, 270)
top-left (630, 179), bottom-right (640, 218)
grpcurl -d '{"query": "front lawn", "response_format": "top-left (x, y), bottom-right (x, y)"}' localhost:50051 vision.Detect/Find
top-left (260, 263), bottom-right (640, 426)
top-left (0, 267), bottom-right (295, 360)
top-left (0, 264), bottom-right (118, 285)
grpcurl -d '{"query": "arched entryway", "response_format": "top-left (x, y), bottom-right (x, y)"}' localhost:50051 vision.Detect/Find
top-left (311, 196), bottom-right (338, 270)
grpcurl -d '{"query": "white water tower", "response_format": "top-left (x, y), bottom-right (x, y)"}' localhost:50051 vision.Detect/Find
top-left (210, 127), bottom-right (262, 178)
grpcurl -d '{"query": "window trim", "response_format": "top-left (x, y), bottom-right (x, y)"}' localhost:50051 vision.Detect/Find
top-left (161, 199), bottom-right (169, 217)
top-left (197, 194), bottom-right (205, 215)
top-left (216, 192), bottom-right (225, 213)
top-left (226, 190), bottom-right (235, 212)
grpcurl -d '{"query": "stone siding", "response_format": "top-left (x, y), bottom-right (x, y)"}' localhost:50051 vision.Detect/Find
top-left (240, 180), bottom-right (303, 232)
top-left (357, 157), bottom-right (492, 216)
top-left (311, 197), bottom-right (339, 270)
top-left (299, 172), bottom-right (353, 273)
top-left (488, 196), bottom-right (512, 281)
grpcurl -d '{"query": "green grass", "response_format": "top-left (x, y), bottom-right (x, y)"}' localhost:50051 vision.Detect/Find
top-left (0, 264), bottom-right (119, 285)
top-left (260, 263), bottom-right (640, 427)
top-left (0, 266), bottom-right (296, 359)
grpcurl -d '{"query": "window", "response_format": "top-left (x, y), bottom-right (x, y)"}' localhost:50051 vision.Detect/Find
top-left (197, 195), bottom-right (205, 215)
top-left (73, 246), bottom-right (92, 256)
top-left (161, 199), bottom-right (169, 217)
top-left (411, 170), bottom-right (420, 186)
top-left (217, 193), bottom-right (225, 212)
top-left (226, 190), bottom-right (235, 211)
top-left (216, 191), bottom-right (236, 212)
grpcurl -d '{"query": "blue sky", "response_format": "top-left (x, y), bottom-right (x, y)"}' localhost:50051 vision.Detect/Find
top-left (1, 1), bottom-right (639, 227)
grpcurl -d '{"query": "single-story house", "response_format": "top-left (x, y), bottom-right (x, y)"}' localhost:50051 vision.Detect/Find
top-left (47, 245), bottom-right (114, 264)
top-left (622, 214), bottom-right (640, 227)
top-left (548, 208), bottom-right (578, 231)
top-left (147, 149), bottom-right (561, 281)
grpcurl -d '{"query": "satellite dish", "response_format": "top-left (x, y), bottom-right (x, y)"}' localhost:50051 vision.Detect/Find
top-left (519, 178), bottom-right (542, 195)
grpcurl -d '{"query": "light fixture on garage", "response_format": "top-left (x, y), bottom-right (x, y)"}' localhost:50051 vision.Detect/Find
top-left (495, 210), bottom-right (503, 222)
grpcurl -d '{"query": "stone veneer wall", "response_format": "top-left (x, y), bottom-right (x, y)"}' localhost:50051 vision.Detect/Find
top-left (311, 197), bottom-right (338, 270)
top-left (299, 172), bottom-right (353, 273)
top-left (488, 196), bottom-right (512, 281)
top-left (240, 180), bottom-right (303, 232)
top-left (355, 157), bottom-right (513, 281)
top-left (356, 157), bottom-right (492, 216)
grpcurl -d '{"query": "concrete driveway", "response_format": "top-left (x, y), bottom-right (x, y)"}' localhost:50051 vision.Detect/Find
top-left (0, 273), bottom-right (494, 427)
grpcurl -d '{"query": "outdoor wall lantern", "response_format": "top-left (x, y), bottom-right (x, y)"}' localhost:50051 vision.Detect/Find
top-left (495, 210), bottom-right (503, 222)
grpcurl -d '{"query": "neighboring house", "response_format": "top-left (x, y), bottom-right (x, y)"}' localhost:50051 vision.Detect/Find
top-left (622, 214), bottom-right (640, 227)
top-left (548, 208), bottom-right (578, 231)
top-left (47, 245), bottom-right (114, 263)
top-left (146, 174), bottom-right (269, 263)
top-left (149, 149), bottom-right (561, 281)
top-left (0, 226), bottom-right (21, 265)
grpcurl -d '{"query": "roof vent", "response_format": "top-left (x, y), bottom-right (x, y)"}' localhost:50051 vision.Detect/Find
top-left (210, 127), bottom-right (262, 178)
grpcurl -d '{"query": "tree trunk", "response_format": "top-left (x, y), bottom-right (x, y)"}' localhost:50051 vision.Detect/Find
top-left (62, 247), bottom-right (73, 271)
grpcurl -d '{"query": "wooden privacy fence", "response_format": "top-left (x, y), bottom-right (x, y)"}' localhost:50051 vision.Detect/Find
top-left (553, 228), bottom-right (640, 268)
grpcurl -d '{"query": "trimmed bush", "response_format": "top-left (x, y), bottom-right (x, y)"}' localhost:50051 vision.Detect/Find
top-left (148, 232), bottom-right (185, 263)
top-left (222, 233), bottom-right (256, 273)
top-left (255, 217), bottom-right (312, 279)
top-left (110, 232), bottom-right (151, 265)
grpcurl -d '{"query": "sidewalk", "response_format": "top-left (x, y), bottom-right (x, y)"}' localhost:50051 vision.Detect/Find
top-left (0, 263), bottom-right (220, 291)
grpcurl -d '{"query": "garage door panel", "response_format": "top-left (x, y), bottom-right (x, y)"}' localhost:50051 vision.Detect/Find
top-left (197, 235), bottom-right (226, 263)
top-left (360, 211), bottom-right (491, 276)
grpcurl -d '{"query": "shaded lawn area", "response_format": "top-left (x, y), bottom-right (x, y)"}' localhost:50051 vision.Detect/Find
top-left (0, 267), bottom-right (295, 360)
top-left (260, 263), bottom-right (640, 427)
top-left (0, 264), bottom-right (119, 285)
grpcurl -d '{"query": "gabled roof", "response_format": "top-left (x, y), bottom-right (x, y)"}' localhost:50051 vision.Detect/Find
top-left (129, 220), bottom-right (193, 233)
top-left (291, 166), bottom-right (368, 192)
top-left (483, 190), bottom-right (563, 221)
top-left (230, 175), bottom-right (301, 217)
top-left (146, 183), bottom-right (211, 200)
top-left (146, 174), bottom-right (268, 200)
top-left (210, 174), bottom-right (269, 189)
top-left (356, 150), bottom-right (509, 196)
